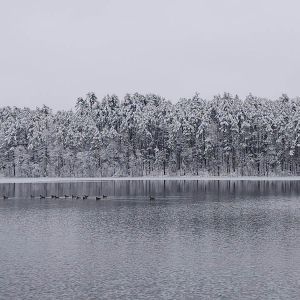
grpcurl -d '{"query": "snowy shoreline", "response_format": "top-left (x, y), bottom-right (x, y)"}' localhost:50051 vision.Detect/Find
top-left (1, 176), bottom-right (300, 184)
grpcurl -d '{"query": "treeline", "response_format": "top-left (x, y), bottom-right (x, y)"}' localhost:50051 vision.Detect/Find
top-left (0, 92), bottom-right (300, 177)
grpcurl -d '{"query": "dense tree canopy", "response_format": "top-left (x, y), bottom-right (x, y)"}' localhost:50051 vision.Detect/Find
top-left (1, 92), bottom-right (300, 177)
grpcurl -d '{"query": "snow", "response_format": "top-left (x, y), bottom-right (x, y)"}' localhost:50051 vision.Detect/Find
top-left (1, 176), bottom-right (300, 184)
top-left (1, 93), bottom-right (300, 178)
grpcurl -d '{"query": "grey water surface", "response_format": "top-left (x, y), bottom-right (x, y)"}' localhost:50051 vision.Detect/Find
top-left (0, 180), bottom-right (300, 300)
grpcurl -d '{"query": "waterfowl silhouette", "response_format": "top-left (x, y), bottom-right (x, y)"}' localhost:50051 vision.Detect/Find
top-left (82, 195), bottom-right (88, 200)
top-left (51, 195), bottom-right (55, 199)
top-left (64, 195), bottom-right (70, 198)
top-left (76, 196), bottom-right (80, 199)
top-left (96, 196), bottom-right (101, 201)
top-left (40, 195), bottom-right (45, 199)
top-left (3, 195), bottom-right (8, 199)
top-left (102, 195), bottom-right (108, 198)
top-left (54, 195), bottom-right (59, 199)
top-left (149, 196), bottom-right (155, 201)
top-left (72, 195), bottom-right (76, 199)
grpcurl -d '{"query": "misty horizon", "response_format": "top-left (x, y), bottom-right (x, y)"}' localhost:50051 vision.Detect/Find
top-left (0, 91), bottom-right (298, 111)
top-left (1, 0), bottom-right (300, 109)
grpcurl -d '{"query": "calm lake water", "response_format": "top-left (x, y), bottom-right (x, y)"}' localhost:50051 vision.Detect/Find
top-left (1, 180), bottom-right (300, 299)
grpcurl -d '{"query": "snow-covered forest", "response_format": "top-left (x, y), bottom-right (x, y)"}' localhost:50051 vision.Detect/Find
top-left (1, 92), bottom-right (300, 177)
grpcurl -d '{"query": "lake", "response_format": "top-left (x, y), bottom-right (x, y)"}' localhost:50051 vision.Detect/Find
top-left (0, 180), bottom-right (300, 299)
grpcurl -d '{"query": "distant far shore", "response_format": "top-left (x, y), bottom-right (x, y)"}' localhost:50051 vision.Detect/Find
top-left (1, 176), bottom-right (300, 184)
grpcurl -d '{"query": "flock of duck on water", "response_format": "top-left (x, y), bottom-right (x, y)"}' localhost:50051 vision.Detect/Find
top-left (2, 195), bottom-right (156, 201)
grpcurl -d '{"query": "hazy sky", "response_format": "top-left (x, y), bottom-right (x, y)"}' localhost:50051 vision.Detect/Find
top-left (1, 0), bottom-right (300, 109)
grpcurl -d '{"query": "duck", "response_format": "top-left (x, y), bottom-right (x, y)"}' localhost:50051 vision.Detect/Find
top-left (64, 195), bottom-right (70, 198)
top-left (149, 195), bottom-right (155, 201)
top-left (40, 195), bottom-right (45, 199)
top-left (76, 196), bottom-right (80, 199)
top-left (72, 195), bottom-right (76, 199)
top-left (51, 195), bottom-right (55, 199)
top-left (82, 195), bottom-right (88, 200)
top-left (3, 195), bottom-right (8, 199)
top-left (96, 196), bottom-right (101, 201)
top-left (102, 195), bottom-right (108, 198)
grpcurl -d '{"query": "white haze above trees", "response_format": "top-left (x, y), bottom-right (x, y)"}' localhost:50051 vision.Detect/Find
top-left (0, 92), bottom-right (299, 177)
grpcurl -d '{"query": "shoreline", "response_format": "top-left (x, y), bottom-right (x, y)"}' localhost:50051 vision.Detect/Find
top-left (1, 176), bottom-right (300, 184)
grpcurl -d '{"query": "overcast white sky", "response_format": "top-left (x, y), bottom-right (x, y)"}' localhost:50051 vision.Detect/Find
top-left (0, 0), bottom-right (299, 109)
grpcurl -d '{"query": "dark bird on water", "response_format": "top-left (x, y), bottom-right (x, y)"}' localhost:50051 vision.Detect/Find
top-left (82, 195), bottom-right (88, 200)
top-left (3, 195), bottom-right (8, 199)
top-left (40, 195), bottom-right (45, 199)
top-left (64, 195), bottom-right (70, 198)
top-left (96, 196), bottom-right (101, 201)
top-left (51, 195), bottom-right (55, 199)
top-left (54, 195), bottom-right (59, 199)
top-left (102, 195), bottom-right (108, 198)
top-left (149, 196), bottom-right (155, 201)
top-left (72, 195), bottom-right (76, 199)
top-left (76, 196), bottom-right (80, 199)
